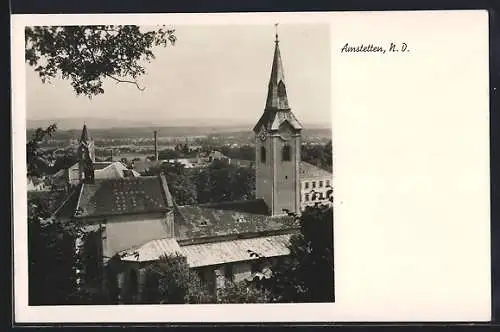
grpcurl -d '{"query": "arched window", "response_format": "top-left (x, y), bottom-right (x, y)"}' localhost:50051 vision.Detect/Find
top-left (282, 144), bottom-right (291, 161)
top-left (260, 146), bottom-right (266, 163)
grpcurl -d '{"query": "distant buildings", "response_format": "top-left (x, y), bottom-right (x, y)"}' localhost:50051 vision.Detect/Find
top-left (299, 162), bottom-right (333, 210)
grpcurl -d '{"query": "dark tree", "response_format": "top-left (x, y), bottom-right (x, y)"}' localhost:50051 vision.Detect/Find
top-left (216, 280), bottom-right (272, 303)
top-left (25, 25), bottom-right (176, 98)
top-left (270, 205), bottom-right (334, 303)
top-left (195, 159), bottom-right (255, 204)
top-left (26, 124), bottom-right (58, 177)
top-left (144, 161), bottom-right (197, 206)
top-left (145, 254), bottom-right (213, 304)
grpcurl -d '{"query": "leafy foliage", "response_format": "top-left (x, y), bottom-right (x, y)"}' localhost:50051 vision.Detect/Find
top-left (144, 161), bottom-right (198, 206)
top-left (145, 254), bottom-right (213, 304)
top-left (28, 194), bottom-right (100, 304)
top-left (195, 159), bottom-right (255, 204)
top-left (269, 205), bottom-right (334, 302)
top-left (26, 124), bottom-right (58, 177)
top-left (216, 280), bottom-right (272, 303)
top-left (301, 140), bottom-right (333, 172)
top-left (25, 25), bottom-right (176, 98)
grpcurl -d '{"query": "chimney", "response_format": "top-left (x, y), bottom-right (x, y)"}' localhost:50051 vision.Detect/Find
top-left (110, 149), bottom-right (113, 162)
top-left (154, 130), bottom-right (159, 161)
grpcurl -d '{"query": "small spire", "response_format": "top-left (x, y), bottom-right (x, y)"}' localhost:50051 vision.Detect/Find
top-left (265, 24), bottom-right (289, 110)
top-left (80, 123), bottom-right (89, 142)
top-left (275, 23), bottom-right (279, 43)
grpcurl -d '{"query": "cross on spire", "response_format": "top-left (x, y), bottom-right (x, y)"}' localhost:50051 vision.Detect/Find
top-left (275, 23), bottom-right (279, 43)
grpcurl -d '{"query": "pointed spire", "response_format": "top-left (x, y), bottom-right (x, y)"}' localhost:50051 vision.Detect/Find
top-left (266, 24), bottom-right (290, 110)
top-left (80, 124), bottom-right (89, 142)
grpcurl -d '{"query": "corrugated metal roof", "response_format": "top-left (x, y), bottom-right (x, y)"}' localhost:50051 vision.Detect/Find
top-left (117, 234), bottom-right (293, 267)
top-left (120, 238), bottom-right (182, 262)
top-left (181, 234), bottom-right (292, 268)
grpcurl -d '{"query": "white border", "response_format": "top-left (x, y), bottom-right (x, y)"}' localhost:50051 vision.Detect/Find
top-left (12, 11), bottom-right (491, 323)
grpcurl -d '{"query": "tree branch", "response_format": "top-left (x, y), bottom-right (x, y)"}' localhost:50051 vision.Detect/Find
top-left (106, 74), bottom-right (145, 91)
top-left (80, 28), bottom-right (145, 92)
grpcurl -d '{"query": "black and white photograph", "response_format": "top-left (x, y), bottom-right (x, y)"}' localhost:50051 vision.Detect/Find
top-left (12, 11), bottom-right (492, 324)
top-left (24, 23), bottom-right (334, 306)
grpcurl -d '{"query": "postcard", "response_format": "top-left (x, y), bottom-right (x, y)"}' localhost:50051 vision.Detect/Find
top-left (12, 10), bottom-right (491, 323)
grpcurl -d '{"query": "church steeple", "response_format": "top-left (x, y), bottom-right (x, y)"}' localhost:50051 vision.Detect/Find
top-left (80, 123), bottom-right (89, 142)
top-left (254, 25), bottom-right (303, 216)
top-left (77, 123), bottom-right (95, 183)
top-left (265, 25), bottom-right (289, 110)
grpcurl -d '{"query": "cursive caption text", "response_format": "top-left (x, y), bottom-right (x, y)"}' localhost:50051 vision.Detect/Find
top-left (340, 42), bottom-right (410, 55)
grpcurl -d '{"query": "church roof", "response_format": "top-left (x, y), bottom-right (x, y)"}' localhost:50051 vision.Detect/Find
top-left (299, 161), bottom-right (332, 180)
top-left (253, 109), bottom-right (303, 133)
top-left (266, 35), bottom-right (289, 110)
top-left (53, 175), bottom-right (173, 220)
top-left (80, 124), bottom-right (89, 142)
top-left (174, 199), bottom-right (299, 243)
top-left (253, 33), bottom-right (302, 133)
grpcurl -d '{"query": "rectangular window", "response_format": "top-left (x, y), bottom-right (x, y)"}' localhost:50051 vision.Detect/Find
top-left (319, 192), bottom-right (324, 200)
top-left (305, 182), bottom-right (309, 189)
top-left (305, 194), bottom-right (310, 201)
top-left (312, 181), bottom-right (316, 189)
top-left (319, 181), bottom-right (323, 188)
top-left (326, 180), bottom-right (330, 187)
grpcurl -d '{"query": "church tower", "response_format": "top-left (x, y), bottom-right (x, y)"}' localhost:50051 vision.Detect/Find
top-left (77, 124), bottom-right (96, 183)
top-left (254, 27), bottom-right (303, 216)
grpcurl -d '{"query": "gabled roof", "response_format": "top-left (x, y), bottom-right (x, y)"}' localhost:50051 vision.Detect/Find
top-left (53, 175), bottom-right (173, 220)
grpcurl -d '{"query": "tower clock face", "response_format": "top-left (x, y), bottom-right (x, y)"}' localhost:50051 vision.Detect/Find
top-left (280, 129), bottom-right (292, 141)
top-left (257, 126), bottom-right (268, 141)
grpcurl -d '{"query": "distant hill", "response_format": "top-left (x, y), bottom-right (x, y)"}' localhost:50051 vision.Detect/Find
top-left (27, 117), bottom-right (331, 140)
top-left (27, 117), bottom-right (331, 132)
top-left (26, 117), bottom-right (156, 130)
top-left (27, 126), bottom-right (332, 141)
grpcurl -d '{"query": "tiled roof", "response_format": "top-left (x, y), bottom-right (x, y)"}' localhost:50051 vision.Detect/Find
top-left (300, 161), bottom-right (332, 180)
top-left (174, 199), bottom-right (299, 242)
top-left (181, 234), bottom-right (292, 267)
top-left (74, 176), bottom-right (172, 218)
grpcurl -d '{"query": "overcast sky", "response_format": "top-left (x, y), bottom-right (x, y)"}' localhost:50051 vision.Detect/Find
top-left (26, 24), bottom-right (330, 127)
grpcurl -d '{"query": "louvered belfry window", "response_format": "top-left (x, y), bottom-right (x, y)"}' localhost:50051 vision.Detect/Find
top-left (261, 146), bottom-right (266, 163)
top-left (282, 144), bottom-right (291, 161)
